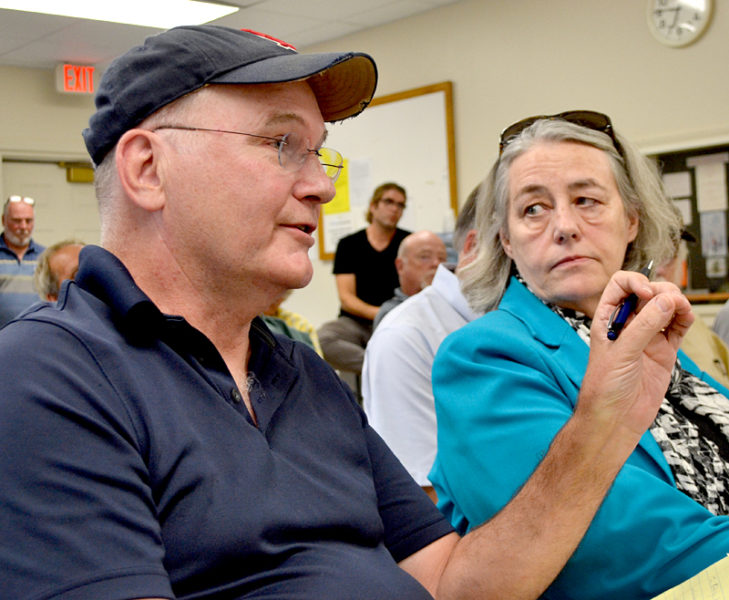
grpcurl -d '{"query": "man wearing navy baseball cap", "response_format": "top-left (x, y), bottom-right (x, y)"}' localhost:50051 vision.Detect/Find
top-left (0, 25), bottom-right (697, 600)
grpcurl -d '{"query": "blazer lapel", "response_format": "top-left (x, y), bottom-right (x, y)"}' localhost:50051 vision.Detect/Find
top-left (499, 277), bottom-right (675, 484)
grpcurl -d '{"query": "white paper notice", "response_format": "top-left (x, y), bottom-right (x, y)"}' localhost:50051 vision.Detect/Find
top-left (663, 171), bottom-right (692, 199)
top-left (706, 257), bottom-right (728, 279)
top-left (687, 153), bottom-right (729, 213)
top-left (700, 211), bottom-right (727, 257)
top-left (674, 198), bottom-right (693, 226)
top-left (323, 213), bottom-right (354, 256)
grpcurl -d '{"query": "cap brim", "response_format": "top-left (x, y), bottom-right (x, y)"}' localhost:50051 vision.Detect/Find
top-left (210, 52), bottom-right (377, 122)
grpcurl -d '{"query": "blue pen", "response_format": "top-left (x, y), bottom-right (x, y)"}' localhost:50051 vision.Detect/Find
top-left (606, 260), bottom-right (654, 341)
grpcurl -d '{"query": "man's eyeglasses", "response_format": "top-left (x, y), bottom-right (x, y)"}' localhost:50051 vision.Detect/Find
top-left (381, 197), bottom-right (407, 210)
top-left (152, 125), bottom-right (344, 182)
top-left (5, 195), bottom-right (35, 207)
top-left (498, 110), bottom-right (622, 157)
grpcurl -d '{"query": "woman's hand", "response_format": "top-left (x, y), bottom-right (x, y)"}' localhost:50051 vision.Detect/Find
top-left (580, 269), bottom-right (694, 442)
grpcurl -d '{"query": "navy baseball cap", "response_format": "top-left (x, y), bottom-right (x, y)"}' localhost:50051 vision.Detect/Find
top-left (83, 25), bottom-right (377, 165)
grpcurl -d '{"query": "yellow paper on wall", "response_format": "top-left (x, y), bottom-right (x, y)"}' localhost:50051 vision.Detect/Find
top-left (324, 158), bottom-right (350, 215)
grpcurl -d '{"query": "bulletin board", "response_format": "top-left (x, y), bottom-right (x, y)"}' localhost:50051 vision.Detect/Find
top-left (317, 81), bottom-right (458, 260)
top-left (653, 144), bottom-right (729, 298)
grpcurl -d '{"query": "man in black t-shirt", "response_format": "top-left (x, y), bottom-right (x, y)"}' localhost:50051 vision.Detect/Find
top-left (319, 182), bottom-right (410, 375)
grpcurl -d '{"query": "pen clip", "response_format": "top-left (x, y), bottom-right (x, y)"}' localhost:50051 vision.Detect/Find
top-left (640, 260), bottom-right (654, 279)
top-left (607, 304), bottom-right (621, 330)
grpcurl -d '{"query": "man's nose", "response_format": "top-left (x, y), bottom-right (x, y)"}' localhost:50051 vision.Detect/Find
top-left (298, 155), bottom-right (336, 204)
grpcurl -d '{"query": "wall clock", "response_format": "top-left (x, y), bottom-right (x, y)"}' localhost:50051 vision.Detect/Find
top-left (647, 0), bottom-right (713, 47)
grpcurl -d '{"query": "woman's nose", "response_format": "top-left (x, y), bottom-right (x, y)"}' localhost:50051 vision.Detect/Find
top-left (552, 207), bottom-right (580, 243)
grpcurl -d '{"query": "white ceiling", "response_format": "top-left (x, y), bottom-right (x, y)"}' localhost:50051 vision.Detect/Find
top-left (0, 0), bottom-right (461, 70)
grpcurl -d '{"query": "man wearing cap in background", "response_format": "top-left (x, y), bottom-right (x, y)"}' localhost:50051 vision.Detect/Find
top-left (0, 25), bottom-right (698, 600)
top-left (0, 194), bottom-right (45, 326)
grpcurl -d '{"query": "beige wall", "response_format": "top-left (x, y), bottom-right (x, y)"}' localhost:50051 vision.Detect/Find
top-left (307, 0), bottom-right (729, 193)
top-left (0, 65), bottom-right (93, 161)
top-left (300, 0), bottom-right (729, 328)
top-left (2, 0), bottom-right (728, 327)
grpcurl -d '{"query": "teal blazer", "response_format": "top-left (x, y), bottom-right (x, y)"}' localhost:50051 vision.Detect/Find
top-left (431, 276), bottom-right (729, 599)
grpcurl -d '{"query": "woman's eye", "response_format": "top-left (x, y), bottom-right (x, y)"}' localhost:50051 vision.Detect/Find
top-left (576, 196), bottom-right (598, 207)
top-left (524, 203), bottom-right (545, 216)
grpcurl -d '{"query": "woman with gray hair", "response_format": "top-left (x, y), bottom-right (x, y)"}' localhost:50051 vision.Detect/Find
top-left (430, 111), bottom-right (729, 599)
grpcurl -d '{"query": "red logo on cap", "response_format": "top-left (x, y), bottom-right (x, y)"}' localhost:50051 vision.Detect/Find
top-left (241, 29), bottom-right (297, 51)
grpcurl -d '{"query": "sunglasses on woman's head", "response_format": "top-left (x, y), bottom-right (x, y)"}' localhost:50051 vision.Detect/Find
top-left (498, 110), bottom-right (622, 157)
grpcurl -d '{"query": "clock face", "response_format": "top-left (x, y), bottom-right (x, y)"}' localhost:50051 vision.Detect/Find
top-left (647, 0), bottom-right (713, 47)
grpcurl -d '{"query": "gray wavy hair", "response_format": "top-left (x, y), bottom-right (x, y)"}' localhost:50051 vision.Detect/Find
top-left (459, 118), bottom-right (681, 313)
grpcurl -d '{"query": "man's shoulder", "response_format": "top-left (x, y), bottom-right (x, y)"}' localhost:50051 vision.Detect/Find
top-left (27, 239), bottom-right (46, 255)
top-left (10, 246), bottom-right (147, 344)
top-left (389, 228), bottom-right (411, 248)
top-left (380, 275), bottom-right (461, 324)
top-left (337, 228), bottom-right (368, 245)
top-left (370, 286), bottom-right (462, 350)
top-left (333, 229), bottom-right (369, 260)
top-left (716, 301), bottom-right (729, 322)
top-left (4, 283), bottom-right (112, 340)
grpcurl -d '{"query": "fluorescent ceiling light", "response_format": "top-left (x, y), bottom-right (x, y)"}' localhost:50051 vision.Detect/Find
top-left (0, 0), bottom-right (239, 29)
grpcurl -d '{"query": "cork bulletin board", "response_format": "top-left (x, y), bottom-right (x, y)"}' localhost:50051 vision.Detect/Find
top-left (652, 143), bottom-right (729, 300)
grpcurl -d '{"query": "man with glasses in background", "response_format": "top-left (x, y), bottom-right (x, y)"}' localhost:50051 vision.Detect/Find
top-left (0, 25), bottom-right (698, 600)
top-left (0, 194), bottom-right (45, 326)
top-left (318, 182), bottom-right (410, 388)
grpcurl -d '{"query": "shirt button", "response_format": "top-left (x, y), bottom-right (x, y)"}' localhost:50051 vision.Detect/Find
top-left (230, 388), bottom-right (242, 403)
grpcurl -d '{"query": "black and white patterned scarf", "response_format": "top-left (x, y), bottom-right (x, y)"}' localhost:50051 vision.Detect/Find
top-left (517, 277), bottom-right (729, 515)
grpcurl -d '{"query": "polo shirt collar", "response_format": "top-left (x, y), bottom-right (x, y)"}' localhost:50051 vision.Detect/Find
top-left (75, 245), bottom-right (165, 344)
top-left (75, 245), bottom-right (280, 354)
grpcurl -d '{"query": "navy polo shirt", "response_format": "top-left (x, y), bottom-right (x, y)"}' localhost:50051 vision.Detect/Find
top-left (0, 245), bottom-right (453, 599)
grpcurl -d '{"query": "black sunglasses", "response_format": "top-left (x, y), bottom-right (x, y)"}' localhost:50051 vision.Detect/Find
top-left (498, 110), bottom-right (622, 156)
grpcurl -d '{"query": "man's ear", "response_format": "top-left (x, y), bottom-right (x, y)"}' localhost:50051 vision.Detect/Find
top-left (115, 129), bottom-right (166, 212)
top-left (462, 229), bottom-right (478, 257)
top-left (395, 256), bottom-right (405, 274)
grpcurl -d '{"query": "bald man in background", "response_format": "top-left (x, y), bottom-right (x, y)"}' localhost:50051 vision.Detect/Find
top-left (34, 239), bottom-right (85, 301)
top-left (373, 230), bottom-right (448, 329)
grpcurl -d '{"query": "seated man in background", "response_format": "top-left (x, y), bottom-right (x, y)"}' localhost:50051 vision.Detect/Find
top-left (364, 189), bottom-right (478, 501)
top-left (373, 230), bottom-right (448, 329)
top-left (33, 238), bottom-right (85, 301)
top-left (0, 26), bottom-right (698, 600)
top-left (318, 182), bottom-right (410, 376)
